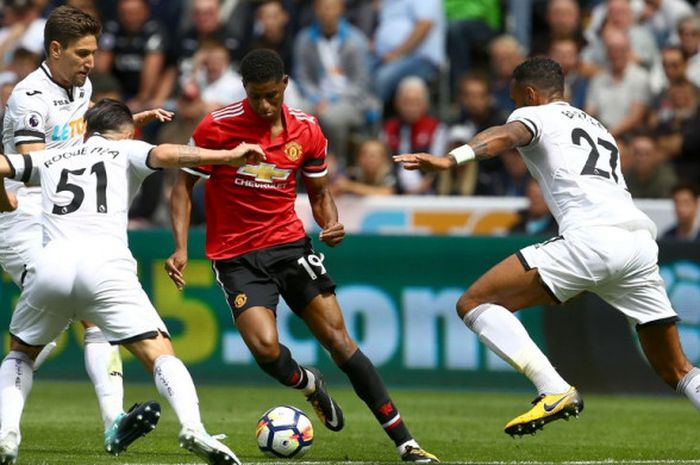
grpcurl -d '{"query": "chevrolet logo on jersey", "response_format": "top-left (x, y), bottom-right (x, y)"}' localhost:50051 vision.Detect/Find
top-left (238, 163), bottom-right (292, 183)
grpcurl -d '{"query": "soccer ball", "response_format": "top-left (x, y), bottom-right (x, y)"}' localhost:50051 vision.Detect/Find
top-left (255, 405), bottom-right (314, 458)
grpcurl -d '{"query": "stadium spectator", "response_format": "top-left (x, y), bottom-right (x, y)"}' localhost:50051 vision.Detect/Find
top-left (165, 49), bottom-right (439, 464)
top-left (488, 35), bottom-right (526, 114)
top-left (585, 28), bottom-right (651, 138)
top-left (436, 125), bottom-right (478, 196)
top-left (332, 138), bottom-right (397, 196)
top-left (0, 47), bottom-right (40, 87)
top-left (548, 38), bottom-right (589, 109)
top-left (189, 40), bottom-right (246, 113)
top-left (90, 71), bottom-right (123, 102)
top-left (96, 0), bottom-right (168, 111)
top-left (677, 14), bottom-right (700, 88)
top-left (662, 182), bottom-right (700, 240)
top-left (581, 0), bottom-right (659, 72)
top-left (624, 130), bottom-right (678, 199)
top-left (530, 0), bottom-right (585, 57)
top-left (509, 178), bottom-right (558, 236)
top-left (476, 148), bottom-right (530, 197)
top-left (344, 0), bottom-right (375, 37)
top-left (452, 72), bottom-right (508, 136)
top-left (0, 0), bottom-right (46, 67)
top-left (444, 0), bottom-right (500, 93)
top-left (655, 79), bottom-right (700, 180)
top-left (383, 76), bottom-right (447, 195)
top-left (250, 0), bottom-right (294, 72)
top-left (372, 0), bottom-right (445, 103)
top-left (649, 45), bottom-right (693, 109)
top-left (156, 0), bottom-right (245, 110)
top-left (293, 0), bottom-right (374, 166)
top-left (639, 0), bottom-right (693, 46)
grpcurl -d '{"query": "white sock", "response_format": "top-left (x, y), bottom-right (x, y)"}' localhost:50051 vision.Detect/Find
top-left (84, 327), bottom-right (124, 430)
top-left (154, 355), bottom-right (203, 430)
top-left (296, 368), bottom-right (316, 396)
top-left (0, 351), bottom-right (34, 433)
top-left (463, 303), bottom-right (570, 395)
top-left (33, 339), bottom-right (58, 371)
top-left (677, 367), bottom-right (700, 411)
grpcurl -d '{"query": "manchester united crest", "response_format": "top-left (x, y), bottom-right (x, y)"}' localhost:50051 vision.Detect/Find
top-left (234, 293), bottom-right (247, 308)
top-left (284, 141), bottom-right (303, 161)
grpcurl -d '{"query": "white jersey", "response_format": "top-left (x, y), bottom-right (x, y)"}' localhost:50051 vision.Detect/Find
top-left (507, 101), bottom-right (657, 236)
top-left (4, 135), bottom-right (157, 245)
top-left (2, 62), bottom-right (91, 203)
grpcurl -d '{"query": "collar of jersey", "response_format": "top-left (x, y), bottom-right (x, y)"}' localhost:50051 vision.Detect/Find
top-left (40, 61), bottom-right (76, 102)
top-left (241, 99), bottom-right (293, 145)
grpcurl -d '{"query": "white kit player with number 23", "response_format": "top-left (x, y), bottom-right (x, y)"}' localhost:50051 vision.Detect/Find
top-left (394, 56), bottom-right (700, 438)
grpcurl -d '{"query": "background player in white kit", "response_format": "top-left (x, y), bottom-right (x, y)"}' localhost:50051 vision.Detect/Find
top-left (0, 98), bottom-right (265, 465)
top-left (0, 6), bottom-right (172, 452)
top-left (394, 57), bottom-right (700, 437)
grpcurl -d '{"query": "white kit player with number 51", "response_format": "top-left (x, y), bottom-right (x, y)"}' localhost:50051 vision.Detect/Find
top-left (394, 57), bottom-right (700, 438)
top-left (0, 98), bottom-right (266, 465)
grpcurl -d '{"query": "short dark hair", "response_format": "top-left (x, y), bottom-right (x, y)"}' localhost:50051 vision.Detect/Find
top-left (672, 181), bottom-right (699, 199)
top-left (512, 57), bottom-right (564, 94)
top-left (240, 49), bottom-right (285, 85)
top-left (85, 98), bottom-right (133, 135)
top-left (44, 6), bottom-right (102, 56)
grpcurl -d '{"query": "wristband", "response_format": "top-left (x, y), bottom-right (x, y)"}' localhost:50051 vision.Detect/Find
top-left (448, 144), bottom-right (476, 165)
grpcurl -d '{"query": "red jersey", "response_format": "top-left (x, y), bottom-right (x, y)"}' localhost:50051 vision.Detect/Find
top-left (186, 99), bottom-right (328, 260)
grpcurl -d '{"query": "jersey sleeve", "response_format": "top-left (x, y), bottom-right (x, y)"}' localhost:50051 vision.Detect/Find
top-left (506, 106), bottom-right (543, 146)
top-left (182, 116), bottom-right (218, 178)
top-left (3, 152), bottom-right (41, 184)
top-left (301, 121), bottom-right (328, 178)
top-left (6, 90), bottom-right (49, 148)
top-left (124, 139), bottom-right (158, 180)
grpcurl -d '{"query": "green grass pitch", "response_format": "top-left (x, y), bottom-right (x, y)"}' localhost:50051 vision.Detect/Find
top-left (14, 380), bottom-right (700, 465)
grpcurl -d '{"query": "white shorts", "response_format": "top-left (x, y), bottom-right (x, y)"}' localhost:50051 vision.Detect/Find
top-left (518, 226), bottom-right (678, 326)
top-left (10, 238), bottom-right (169, 346)
top-left (0, 209), bottom-right (42, 287)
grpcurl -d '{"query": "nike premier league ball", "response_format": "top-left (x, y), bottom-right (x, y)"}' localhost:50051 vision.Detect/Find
top-left (256, 405), bottom-right (314, 458)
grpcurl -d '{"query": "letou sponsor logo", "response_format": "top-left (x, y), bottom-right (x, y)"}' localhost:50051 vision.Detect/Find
top-left (238, 162), bottom-right (292, 184)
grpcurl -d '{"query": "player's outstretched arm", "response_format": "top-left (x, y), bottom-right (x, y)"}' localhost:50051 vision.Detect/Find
top-left (0, 157), bottom-right (17, 212)
top-left (148, 143), bottom-right (266, 169)
top-left (393, 121), bottom-right (533, 172)
top-left (165, 171), bottom-right (198, 290)
top-left (304, 175), bottom-right (345, 247)
top-left (133, 108), bottom-right (174, 128)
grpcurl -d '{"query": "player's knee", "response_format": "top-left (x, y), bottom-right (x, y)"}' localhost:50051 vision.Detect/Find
top-left (322, 329), bottom-right (356, 361)
top-left (249, 336), bottom-right (281, 363)
top-left (456, 291), bottom-right (481, 320)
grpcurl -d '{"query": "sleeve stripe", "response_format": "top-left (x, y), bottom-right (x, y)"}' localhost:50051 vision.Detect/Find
top-left (521, 118), bottom-right (539, 139)
top-left (302, 168), bottom-right (328, 178)
top-left (0, 154), bottom-right (15, 179)
top-left (182, 167), bottom-right (210, 179)
top-left (145, 148), bottom-right (161, 171)
top-left (302, 158), bottom-right (325, 167)
top-left (20, 154), bottom-right (32, 183)
top-left (14, 129), bottom-right (45, 139)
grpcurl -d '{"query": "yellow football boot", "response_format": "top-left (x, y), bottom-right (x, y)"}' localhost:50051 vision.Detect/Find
top-left (504, 386), bottom-right (583, 436)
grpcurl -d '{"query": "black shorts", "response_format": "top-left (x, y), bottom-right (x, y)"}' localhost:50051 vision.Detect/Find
top-left (212, 237), bottom-right (336, 319)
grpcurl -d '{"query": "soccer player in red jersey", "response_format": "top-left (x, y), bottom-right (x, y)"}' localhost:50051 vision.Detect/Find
top-left (165, 49), bottom-right (439, 463)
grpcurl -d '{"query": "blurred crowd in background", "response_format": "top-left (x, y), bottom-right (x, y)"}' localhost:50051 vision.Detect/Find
top-left (0, 0), bottom-right (699, 237)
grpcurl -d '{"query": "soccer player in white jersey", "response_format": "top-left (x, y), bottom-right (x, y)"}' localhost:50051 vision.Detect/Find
top-left (395, 57), bottom-right (700, 436)
top-left (0, 6), bottom-right (172, 453)
top-left (0, 98), bottom-right (265, 465)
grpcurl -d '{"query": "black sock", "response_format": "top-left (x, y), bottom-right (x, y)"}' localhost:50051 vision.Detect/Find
top-left (258, 344), bottom-right (308, 389)
top-left (340, 349), bottom-right (412, 446)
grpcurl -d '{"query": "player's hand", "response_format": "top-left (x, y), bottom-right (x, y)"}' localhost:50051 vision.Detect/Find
top-left (164, 250), bottom-right (188, 290)
top-left (230, 143), bottom-right (266, 166)
top-left (393, 153), bottom-right (454, 172)
top-left (133, 108), bottom-right (175, 127)
top-left (319, 222), bottom-right (344, 247)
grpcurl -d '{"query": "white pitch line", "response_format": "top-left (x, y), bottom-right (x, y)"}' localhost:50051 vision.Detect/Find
top-left (121, 461), bottom-right (700, 465)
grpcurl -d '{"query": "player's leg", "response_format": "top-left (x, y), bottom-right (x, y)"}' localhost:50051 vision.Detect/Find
top-left (458, 241), bottom-right (582, 436)
top-left (124, 333), bottom-right (241, 465)
top-left (81, 319), bottom-right (125, 432)
top-left (301, 292), bottom-right (439, 463)
top-left (213, 257), bottom-right (320, 399)
top-left (0, 338), bottom-right (42, 465)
